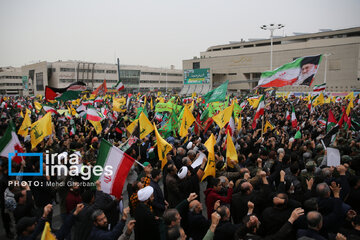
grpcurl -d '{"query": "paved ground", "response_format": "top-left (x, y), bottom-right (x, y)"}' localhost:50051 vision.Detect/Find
top-left (0, 179), bottom-right (208, 239)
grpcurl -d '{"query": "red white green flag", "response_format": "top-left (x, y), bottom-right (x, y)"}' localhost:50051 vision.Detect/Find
top-left (0, 122), bottom-right (24, 164)
top-left (257, 55), bottom-right (322, 88)
top-left (93, 139), bottom-right (135, 198)
top-left (252, 95), bottom-right (265, 129)
top-left (291, 106), bottom-right (297, 128)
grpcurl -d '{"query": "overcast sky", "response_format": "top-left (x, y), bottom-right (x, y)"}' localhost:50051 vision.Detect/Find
top-left (0, 0), bottom-right (359, 69)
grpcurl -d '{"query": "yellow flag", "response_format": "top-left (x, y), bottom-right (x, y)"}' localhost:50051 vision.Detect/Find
top-left (157, 91), bottom-right (162, 97)
top-left (70, 106), bottom-right (77, 116)
top-left (20, 111), bottom-right (24, 118)
top-left (150, 97), bottom-right (154, 110)
top-left (190, 101), bottom-right (195, 112)
top-left (158, 97), bottom-right (165, 103)
top-left (139, 112), bottom-right (154, 139)
top-left (89, 94), bottom-right (96, 100)
top-left (325, 97), bottom-right (331, 104)
top-left (30, 112), bottom-right (52, 149)
top-left (237, 115), bottom-right (242, 131)
top-left (72, 99), bottom-right (81, 106)
top-left (345, 92), bottom-right (354, 100)
top-left (313, 93), bottom-right (324, 107)
top-left (212, 104), bottom-right (234, 129)
top-left (34, 101), bottom-right (42, 112)
top-left (41, 222), bottom-right (56, 240)
top-left (331, 96), bottom-right (336, 103)
top-left (202, 134), bottom-right (216, 181)
top-left (226, 134), bottom-right (238, 168)
top-left (346, 99), bottom-right (354, 116)
top-left (89, 120), bottom-right (102, 134)
top-left (191, 92), bottom-right (196, 98)
top-left (126, 119), bottom-right (138, 135)
top-left (18, 109), bottom-right (32, 137)
top-left (179, 105), bottom-right (195, 137)
top-left (143, 96), bottom-right (147, 108)
top-left (113, 98), bottom-right (123, 112)
top-left (153, 123), bottom-right (172, 169)
top-left (263, 121), bottom-right (274, 133)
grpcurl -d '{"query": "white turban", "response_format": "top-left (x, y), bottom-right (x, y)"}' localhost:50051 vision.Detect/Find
top-left (186, 142), bottom-right (193, 150)
top-left (177, 166), bottom-right (188, 180)
top-left (137, 186), bottom-right (154, 202)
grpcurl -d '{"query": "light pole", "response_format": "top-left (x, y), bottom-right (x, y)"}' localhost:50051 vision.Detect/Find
top-left (260, 23), bottom-right (285, 71)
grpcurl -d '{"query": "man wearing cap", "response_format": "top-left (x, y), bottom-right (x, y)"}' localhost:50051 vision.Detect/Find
top-left (134, 186), bottom-right (160, 240)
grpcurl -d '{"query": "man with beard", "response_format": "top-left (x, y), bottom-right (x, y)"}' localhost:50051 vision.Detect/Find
top-left (293, 55), bottom-right (322, 86)
top-left (88, 207), bottom-right (134, 240)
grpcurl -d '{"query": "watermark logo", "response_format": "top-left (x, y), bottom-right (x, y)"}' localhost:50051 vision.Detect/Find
top-left (8, 151), bottom-right (43, 176)
top-left (8, 150), bottom-right (113, 180)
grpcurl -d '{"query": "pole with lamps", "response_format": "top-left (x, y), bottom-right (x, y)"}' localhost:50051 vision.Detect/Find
top-left (260, 23), bottom-right (285, 71)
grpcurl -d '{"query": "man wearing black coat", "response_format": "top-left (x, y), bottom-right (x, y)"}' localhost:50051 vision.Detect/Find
top-left (187, 200), bottom-right (210, 240)
top-left (150, 169), bottom-right (167, 217)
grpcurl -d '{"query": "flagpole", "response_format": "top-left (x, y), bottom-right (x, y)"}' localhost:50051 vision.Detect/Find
top-left (261, 116), bottom-right (264, 138)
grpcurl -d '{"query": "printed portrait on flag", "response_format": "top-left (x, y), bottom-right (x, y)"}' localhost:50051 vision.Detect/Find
top-left (293, 55), bottom-right (322, 86)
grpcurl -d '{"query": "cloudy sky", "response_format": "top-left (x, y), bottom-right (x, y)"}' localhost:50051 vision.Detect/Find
top-left (0, 0), bottom-right (359, 69)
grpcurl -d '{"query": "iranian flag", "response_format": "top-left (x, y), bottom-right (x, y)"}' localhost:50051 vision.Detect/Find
top-left (313, 83), bottom-right (326, 92)
top-left (0, 122), bottom-right (24, 164)
top-left (86, 108), bottom-right (103, 121)
top-left (93, 139), bottom-right (135, 198)
top-left (225, 116), bottom-right (235, 136)
top-left (43, 105), bottom-right (58, 114)
top-left (286, 110), bottom-right (290, 121)
top-left (94, 97), bottom-right (103, 103)
top-left (291, 106), bottom-right (297, 128)
top-left (327, 109), bottom-right (337, 132)
top-left (113, 80), bottom-right (124, 91)
top-left (252, 95), bottom-right (265, 129)
top-left (257, 55), bottom-right (322, 88)
top-left (70, 124), bottom-right (76, 136)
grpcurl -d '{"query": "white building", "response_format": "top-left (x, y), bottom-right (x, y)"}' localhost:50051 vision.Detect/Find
top-left (0, 60), bottom-right (183, 95)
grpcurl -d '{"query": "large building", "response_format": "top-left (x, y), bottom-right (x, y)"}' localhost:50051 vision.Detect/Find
top-left (183, 27), bottom-right (360, 94)
top-left (0, 60), bottom-right (183, 95)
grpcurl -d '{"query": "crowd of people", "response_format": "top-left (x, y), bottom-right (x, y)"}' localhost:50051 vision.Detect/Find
top-left (0, 92), bottom-right (360, 240)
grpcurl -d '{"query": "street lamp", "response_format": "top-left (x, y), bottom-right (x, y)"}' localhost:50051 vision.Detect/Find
top-left (260, 23), bottom-right (285, 71)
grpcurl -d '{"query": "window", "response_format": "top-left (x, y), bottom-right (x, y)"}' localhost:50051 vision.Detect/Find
top-left (94, 69), bottom-right (105, 73)
top-left (106, 70), bottom-right (117, 74)
top-left (60, 68), bottom-right (75, 72)
top-left (36, 72), bottom-right (44, 91)
top-left (193, 62), bottom-right (200, 69)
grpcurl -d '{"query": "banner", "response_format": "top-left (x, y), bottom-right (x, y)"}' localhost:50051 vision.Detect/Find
top-left (184, 68), bottom-right (210, 84)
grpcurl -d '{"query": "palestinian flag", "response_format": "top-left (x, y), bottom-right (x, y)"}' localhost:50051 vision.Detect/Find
top-left (45, 81), bottom-right (86, 101)
top-left (0, 122), bottom-right (24, 164)
top-left (291, 106), bottom-right (297, 128)
top-left (257, 55), bottom-right (322, 88)
top-left (313, 83), bottom-right (326, 92)
top-left (327, 110), bottom-right (337, 132)
top-left (252, 95), bottom-right (265, 129)
top-left (43, 105), bottom-right (58, 114)
top-left (323, 124), bottom-right (339, 147)
top-left (93, 139), bottom-right (135, 198)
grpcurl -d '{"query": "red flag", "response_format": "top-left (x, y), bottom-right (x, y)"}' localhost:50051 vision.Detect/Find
top-left (92, 80), bottom-right (107, 96)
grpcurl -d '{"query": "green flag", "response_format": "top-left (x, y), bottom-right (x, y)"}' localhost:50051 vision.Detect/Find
top-left (294, 130), bottom-right (301, 139)
top-left (203, 80), bottom-right (228, 103)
